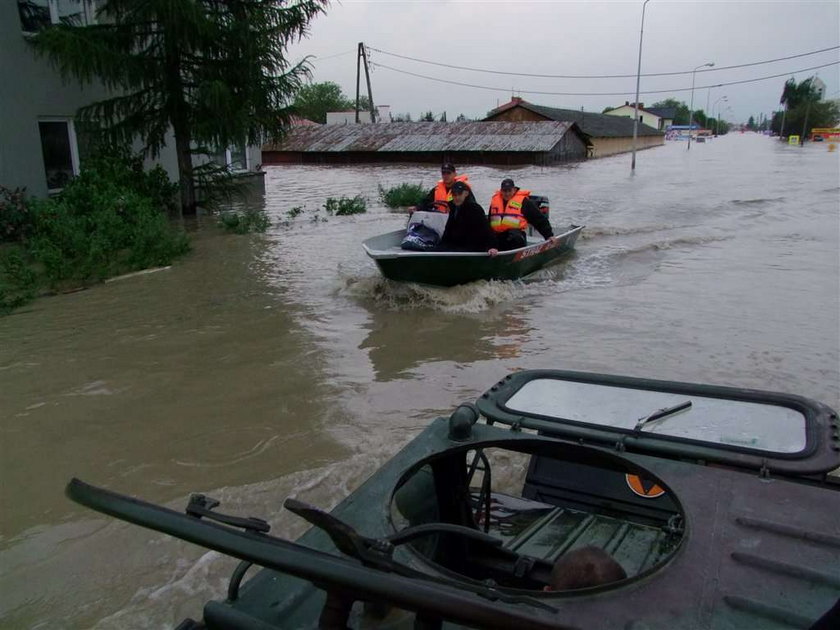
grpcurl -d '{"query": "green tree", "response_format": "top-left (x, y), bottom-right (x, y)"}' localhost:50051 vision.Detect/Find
top-left (292, 81), bottom-right (371, 123)
top-left (747, 115), bottom-right (756, 130)
top-left (31, 0), bottom-right (327, 215)
top-left (771, 76), bottom-right (838, 138)
top-left (420, 111), bottom-right (435, 122)
top-left (651, 98), bottom-right (690, 125)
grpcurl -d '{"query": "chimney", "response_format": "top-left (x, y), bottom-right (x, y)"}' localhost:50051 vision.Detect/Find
top-left (512, 96), bottom-right (523, 105)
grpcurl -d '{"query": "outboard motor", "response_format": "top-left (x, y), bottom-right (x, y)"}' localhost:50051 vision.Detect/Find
top-left (527, 195), bottom-right (549, 237)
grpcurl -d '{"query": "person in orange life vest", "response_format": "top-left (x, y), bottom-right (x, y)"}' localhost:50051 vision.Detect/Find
top-left (438, 181), bottom-right (498, 255)
top-left (488, 178), bottom-right (554, 251)
top-left (408, 163), bottom-right (475, 213)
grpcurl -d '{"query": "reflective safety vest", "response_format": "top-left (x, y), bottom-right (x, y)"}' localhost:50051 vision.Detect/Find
top-left (433, 175), bottom-right (470, 210)
top-left (489, 189), bottom-right (530, 232)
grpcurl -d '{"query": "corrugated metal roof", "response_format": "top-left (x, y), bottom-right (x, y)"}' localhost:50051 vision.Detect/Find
top-left (486, 100), bottom-right (664, 137)
top-left (263, 121), bottom-right (586, 153)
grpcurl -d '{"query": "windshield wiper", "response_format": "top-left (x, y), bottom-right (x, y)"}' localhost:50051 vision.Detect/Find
top-left (633, 400), bottom-right (692, 432)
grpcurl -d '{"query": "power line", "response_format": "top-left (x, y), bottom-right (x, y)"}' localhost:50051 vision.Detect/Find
top-left (368, 45), bottom-right (840, 80)
top-left (370, 60), bottom-right (840, 97)
top-left (310, 50), bottom-right (355, 62)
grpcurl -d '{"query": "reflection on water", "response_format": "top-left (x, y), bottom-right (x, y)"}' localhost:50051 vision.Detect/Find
top-left (0, 134), bottom-right (838, 627)
top-left (359, 301), bottom-right (533, 381)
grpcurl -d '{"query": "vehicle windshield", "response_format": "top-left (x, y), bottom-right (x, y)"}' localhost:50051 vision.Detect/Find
top-left (504, 379), bottom-right (807, 453)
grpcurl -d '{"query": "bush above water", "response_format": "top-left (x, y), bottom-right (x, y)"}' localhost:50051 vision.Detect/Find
top-left (218, 209), bottom-right (271, 233)
top-left (0, 153), bottom-right (189, 314)
top-left (324, 195), bottom-right (367, 216)
top-left (378, 183), bottom-right (427, 208)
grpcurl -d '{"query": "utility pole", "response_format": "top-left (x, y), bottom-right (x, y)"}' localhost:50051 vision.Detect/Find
top-left (355, 43), bottom-right (376, 123)
top-left (779, 105), bottom-right (787, 140)
top-left (631, 0), bottom-right (651, 172)
top-left (355, 43), bottom-right (361, 123)
top-left (800, 99), bottom-right (812, 146)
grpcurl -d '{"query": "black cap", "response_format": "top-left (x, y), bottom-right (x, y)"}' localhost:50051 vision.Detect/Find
top-left (441, 163), bottom-right (456, 173)
top-left (500, 178), bottom-right (516, 190)
top-left (451, 181), bottom-right (469, 194)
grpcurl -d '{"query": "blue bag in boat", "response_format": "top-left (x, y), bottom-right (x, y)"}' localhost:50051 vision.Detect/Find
top-left (401, 211), bottom-right (448, 251)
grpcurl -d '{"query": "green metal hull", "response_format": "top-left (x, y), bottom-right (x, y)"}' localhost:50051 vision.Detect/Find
top-left (64, 370), bottom-right (840, 630)
top-left (363, 225), bottom-right (583, 287)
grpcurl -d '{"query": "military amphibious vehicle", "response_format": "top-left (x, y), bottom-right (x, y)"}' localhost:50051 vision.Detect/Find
top-left (68, 369), bottom-right (840, 629)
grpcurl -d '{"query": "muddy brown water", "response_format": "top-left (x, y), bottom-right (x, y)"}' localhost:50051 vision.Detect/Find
top-left (1, 134), bottom-right (838, 628)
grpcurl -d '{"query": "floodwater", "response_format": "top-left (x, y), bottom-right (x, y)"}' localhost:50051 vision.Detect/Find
top-left (1, 134), bottom-right (838, 628)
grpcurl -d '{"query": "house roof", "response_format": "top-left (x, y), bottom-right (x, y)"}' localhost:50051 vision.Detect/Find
top-left (486, 99), bottom-right (663, 137)
top-left (263, 121), bottom-right (591, 153)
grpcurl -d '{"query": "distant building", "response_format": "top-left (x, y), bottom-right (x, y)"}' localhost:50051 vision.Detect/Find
top-left (812, 77), bottom-right (826, 100)
top-left (326, 105), bottom-right (392, 125)
top-left (262, 120), bottom-right (591, 165)
top-left (289, 115), bottom-right (321, 127)
top-left (604, 102), bottom-right (676, 131)
top-left (484, 97), bottom-right (663, 158)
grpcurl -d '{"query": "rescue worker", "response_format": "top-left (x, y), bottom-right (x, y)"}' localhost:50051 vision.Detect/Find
top-left (409, 163), bottom-right (475, 213)
top-left (488, 178), bottom-right (554, 250)
top-left (438, 181), bottom-right (498, 254)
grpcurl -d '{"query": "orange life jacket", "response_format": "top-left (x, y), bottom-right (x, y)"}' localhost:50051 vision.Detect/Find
top-left (433, 175), bottom-right (470, 211)
top-left (489, 189), bottom-right (530, 232)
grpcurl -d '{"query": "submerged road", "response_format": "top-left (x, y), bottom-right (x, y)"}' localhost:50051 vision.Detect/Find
top-left (0, 133), bottom-right (838, 627)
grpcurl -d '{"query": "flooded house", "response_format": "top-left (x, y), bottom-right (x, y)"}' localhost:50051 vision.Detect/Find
top-left (604, 102), bottom-right (676, 132)
top-left (261, 120), bottom-right (591, 166)
top-left (0, 2), bottom-right (264, 198)
top-left (484, 97), bottom-right (664, 158)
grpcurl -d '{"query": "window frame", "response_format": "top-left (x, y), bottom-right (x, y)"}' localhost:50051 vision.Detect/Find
top-left (18, 0), bottom-right (97, 35)
top-left (38, 118), bottom-right (81, 194)
top-left (211, 142), bottom-right (250, 172)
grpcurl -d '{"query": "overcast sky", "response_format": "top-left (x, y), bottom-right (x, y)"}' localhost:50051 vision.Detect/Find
top-left (287, 0), bottom-right (840, 123)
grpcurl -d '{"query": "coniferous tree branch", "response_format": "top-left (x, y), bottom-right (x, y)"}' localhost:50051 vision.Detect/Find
top-left (30, 0), bottom-right (329, 214)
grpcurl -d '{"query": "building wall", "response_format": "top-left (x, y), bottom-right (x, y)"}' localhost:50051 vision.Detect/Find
top-left (0, 3), bottom-right (263, 199)
top-left (590, 135), bottom-right (663, 158)
top-left (0, 3), bottom-right (112, 197)
top-left (604, 105), bottom-right (663, 130)
top-left (547, 132), bottom-right (589, 162)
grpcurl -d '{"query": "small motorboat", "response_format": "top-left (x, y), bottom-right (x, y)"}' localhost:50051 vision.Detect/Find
top-left (67, 370), bottom-right (840, 629)
top-left (362, 224), bottom-right (582, 287)
top-left (363, 195), bottom-right (582, 287)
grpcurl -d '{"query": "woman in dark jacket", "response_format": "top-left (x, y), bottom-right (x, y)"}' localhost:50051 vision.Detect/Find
top-left (439, 181), bottom-right (498, 254)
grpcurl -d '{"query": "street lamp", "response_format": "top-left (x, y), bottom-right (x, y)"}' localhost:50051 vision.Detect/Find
top-left (717, 106), bottom-right (732, 136)
top-left (687, 61), bottom-right (714, 150)
top-left (631, 0), bottom-right (651, 172)
top-left (712, 95), bottom-right (727, 136)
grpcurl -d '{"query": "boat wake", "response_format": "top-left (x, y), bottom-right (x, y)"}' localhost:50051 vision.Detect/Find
top-left (89, 455), bottom-right (387, 629)
top-left (580, 223), bottom-right (691, 239)
top-left (341, 274), bottom-right (525, 314)
top-left (731, 196), bottom-right (786, 205)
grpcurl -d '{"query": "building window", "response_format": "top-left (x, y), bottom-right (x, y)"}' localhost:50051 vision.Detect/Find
top-left (211, 143), bottom-right (248, 171)
top-left (18, 0), bottom-right (96, 34)
top-left (38, 120), bottom-right (80, 192)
